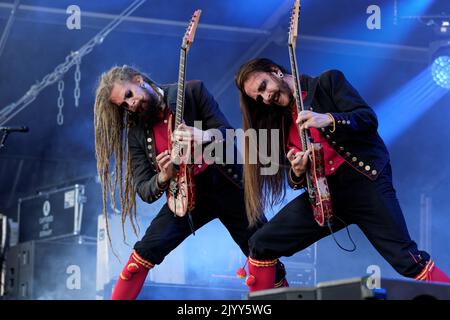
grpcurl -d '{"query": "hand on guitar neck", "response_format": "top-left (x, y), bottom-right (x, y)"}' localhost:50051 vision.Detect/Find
top-left (172, 123), bottom-right (213, 145)
top-left (296, 111), bottom-right (334, 130)
top-left (157, 123), bottom-right (211, 186)
top-left (171, 123), bottom-right (213, 167)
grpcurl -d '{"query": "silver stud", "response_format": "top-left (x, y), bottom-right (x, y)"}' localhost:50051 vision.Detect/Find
top-left (332, 141), bottom-right (336, 145)
top-left (346, 152), bottom-right (351, 157)
top-left (233, 174), bottom-right (238, 179)
top-left (227, 168), bottom-right (232, 173)
top-left (328, 160), bottom-right (334, 165)
top-left (163, 120), bottom-right (168, 124)
top-left (346, 120), bottom-right (350, 125)
top-left (147, 145), bottom-right (152, 150)
top-left (371, 170), bottom-right (377, 175)
top-left (339, 146), bottom-right (344, 151)
top-left (337, 120), bottom-right (342, 124)
top-left (321, 128), bottom-right (326, 132)
top-left (358, 161), bottom-right (364, 167)
top-left (197, 165), bottom-right (202, 168)
top-left (147, 138), bottom-right (152, 143)
top-left (330, 167), bottom-right (335, 171)
top-left (326, 135), bottom-right (330, 139)
top-left (365, 165), bottom-right (370, 171)
top-left (352, 157), bottom-right (357, 162)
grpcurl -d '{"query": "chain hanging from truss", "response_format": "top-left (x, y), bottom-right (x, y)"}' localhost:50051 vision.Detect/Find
top-left (0, 0), bottom-right (147, 126)
top-left (74, 53), bottom-right (81, 108)
top-left (57, 79), bottom-right (65, 125)
top-left (55, 51), bottom-right (80, 124)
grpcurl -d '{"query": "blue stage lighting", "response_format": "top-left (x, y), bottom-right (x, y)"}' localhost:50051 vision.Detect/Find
top-left (432, 56), bottom-right (450, 89)
top-left (429, 40), bottom-right (450, 89)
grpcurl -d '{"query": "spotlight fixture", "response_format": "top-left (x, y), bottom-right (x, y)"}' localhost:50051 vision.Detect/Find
top-left (440, 20), bottom-right (449, 34)
top-left (429, 40), bottom-right (450, 89)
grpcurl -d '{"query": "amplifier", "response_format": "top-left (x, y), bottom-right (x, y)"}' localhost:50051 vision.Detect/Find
top-left (283, 244), bottom-right (317, 265)
top-left (18, 184), bottom-right (86, 242)
top-left (284, 265), bottom-right (316, 287)
top-left (4, 238), bottom-right (96, 300)
top-left (248, 277), bottom-right (450, 300)
top-left (0, 213), bottom-right (7, 297)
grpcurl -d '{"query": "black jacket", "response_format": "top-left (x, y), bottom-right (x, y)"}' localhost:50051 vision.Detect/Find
top-left (288, 69), bottom-right (390, 189)
top-left (128, 80), bottom-right (243, 204)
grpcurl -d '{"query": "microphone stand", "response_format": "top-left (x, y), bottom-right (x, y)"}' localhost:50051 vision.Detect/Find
top-left (0, 129), bottom-right (9, 150)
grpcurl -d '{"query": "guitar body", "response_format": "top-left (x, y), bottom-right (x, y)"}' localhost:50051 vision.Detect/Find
top-left (167, 114), bottom-right (196, 217)
top-left (308, 142), bottom-right (333, 226)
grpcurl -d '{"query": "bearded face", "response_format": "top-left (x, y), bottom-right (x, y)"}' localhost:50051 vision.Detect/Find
top-left (109, 77), bottom-right (165, 122)
top-left (243, 70), bottom-right (293, 108)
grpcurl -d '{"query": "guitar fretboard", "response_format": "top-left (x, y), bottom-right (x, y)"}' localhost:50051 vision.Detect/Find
top-left (288, 42), bottom-right (314, 195)
top-left (175, 48), bottom-right (187, 128)
top-left (288, 44), bottom-right (309, 151)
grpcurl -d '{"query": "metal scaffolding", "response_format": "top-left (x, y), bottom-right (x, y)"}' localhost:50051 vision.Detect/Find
top-left (0, 0), bottom-right (147, 126)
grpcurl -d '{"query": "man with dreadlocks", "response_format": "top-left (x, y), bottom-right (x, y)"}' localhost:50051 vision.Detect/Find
top-left (234, 58), bottom-right (450, 293)
top-left (94, 65), bottom-right (287, 300)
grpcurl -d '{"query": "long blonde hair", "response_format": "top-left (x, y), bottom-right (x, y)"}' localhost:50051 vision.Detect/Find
top-left (93, 65), bottom-right (155, 248)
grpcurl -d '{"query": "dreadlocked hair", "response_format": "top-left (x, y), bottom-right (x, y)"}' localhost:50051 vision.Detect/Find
top-left (93, 65), bottom-right (155, 253)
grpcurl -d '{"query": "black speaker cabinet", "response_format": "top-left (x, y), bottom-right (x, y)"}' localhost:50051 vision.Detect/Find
top-left (17, 183), bottom-right (99, 243)
top-left (248, 277), bottom-right (450, 300)
top-left (4, 237), bottom-right (96, 300)
top-left (18, 185), bottom-right (86, 242)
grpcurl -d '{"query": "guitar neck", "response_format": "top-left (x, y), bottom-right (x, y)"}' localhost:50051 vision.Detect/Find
top-left (175, 48), bottom-right (187, 128)
top-left (288, 42), bottom-right (314, 194)
top-left (288, 44), bottom-right (309, 151)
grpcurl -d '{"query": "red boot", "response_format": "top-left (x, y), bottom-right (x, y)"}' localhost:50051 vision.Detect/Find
top-left (245, 257), bottom-right (277, 292)
top-left (274, 260), bottom-right (289, 288)
top-left (111, 250), bottom-right (154, 300)
top-left (415, 260), bottom-right (450, 284)
top-left (275, 278), bottom-right (289, 288)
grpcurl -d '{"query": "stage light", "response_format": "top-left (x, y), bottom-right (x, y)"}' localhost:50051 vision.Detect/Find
top-left (429, 40), bottom-right (450, 89)
top-left (431, 56), bottom-right (450, 89)
top-left (440, 21), bottom-right (449, 34)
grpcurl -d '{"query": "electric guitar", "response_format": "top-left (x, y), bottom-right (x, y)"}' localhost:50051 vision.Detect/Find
top-left (288, 0), bottom-right (333, 226)
top-left (167, 10), bottom-right (201, 217)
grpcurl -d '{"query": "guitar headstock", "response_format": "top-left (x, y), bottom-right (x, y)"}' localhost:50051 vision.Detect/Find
top-left (181, 9), bottom-right (201, 51)
top-left (288, 0), bottom-right (300, 47)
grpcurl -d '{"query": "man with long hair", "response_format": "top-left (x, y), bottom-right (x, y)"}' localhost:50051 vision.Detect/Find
top-left (94, 65), bottom-right (287, 299)
top-left (235, 58), bottom-right (450, 292)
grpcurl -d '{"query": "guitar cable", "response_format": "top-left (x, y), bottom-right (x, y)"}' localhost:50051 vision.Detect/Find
top-left (326, 215), bottom-right (357, 252)
top-left (187, 212), bottom-right (195, 236)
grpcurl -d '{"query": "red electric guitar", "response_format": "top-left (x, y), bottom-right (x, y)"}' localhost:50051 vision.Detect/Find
top-left (288, 0), bottom-right (333, 226)
top-left (167, 10), bottom-right (201, 217)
